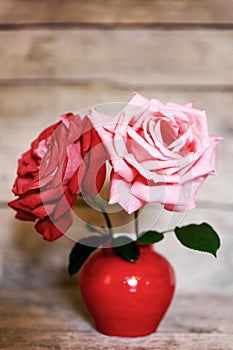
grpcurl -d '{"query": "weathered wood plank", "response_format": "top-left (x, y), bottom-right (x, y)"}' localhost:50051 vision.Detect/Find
top-left (0, 85), bottom-right (232, 204)
top-left (1, 330), bottom-right (233, 350)
top-left (2, 311), bottom-right (233, 349)
top-left (0, 29), bottom-right (232, 85)
top-left (0, 0), bottom-right (233, 26)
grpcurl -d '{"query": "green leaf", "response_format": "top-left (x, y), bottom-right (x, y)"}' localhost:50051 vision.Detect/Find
top-left (68, 235), bottom-right (109, 276)
top-left (174, 223), bottom-right (221, 257)
top-left (138, 230), bottom-right (164, 244)
top-left (113, 236), bottom-right (139, 263)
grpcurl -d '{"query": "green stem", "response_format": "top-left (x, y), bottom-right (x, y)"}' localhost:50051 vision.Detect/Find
top-left (134, 210), bottom-right (139, 238)
top-left (93, 196), bottom-right (114, 237)
top-left (161, 228), bottom-right (174, 234)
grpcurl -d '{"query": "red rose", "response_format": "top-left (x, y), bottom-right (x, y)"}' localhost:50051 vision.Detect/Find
top-left (80, 116), bottom-right (107, 197)
top-left (9, 113), bottom-right (107, 241)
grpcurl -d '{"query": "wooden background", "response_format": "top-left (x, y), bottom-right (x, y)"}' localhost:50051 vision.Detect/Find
top-left (0, 1), bottom-right (233, 349)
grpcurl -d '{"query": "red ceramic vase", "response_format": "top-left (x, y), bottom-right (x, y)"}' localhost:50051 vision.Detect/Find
top-left (79, 244), bottom-right (175, 337)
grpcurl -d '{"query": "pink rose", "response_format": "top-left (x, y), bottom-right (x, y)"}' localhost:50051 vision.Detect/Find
top-left (88, 93), bottom-right (221, 214)
top-left (9, 113), bottom-right (106, 241)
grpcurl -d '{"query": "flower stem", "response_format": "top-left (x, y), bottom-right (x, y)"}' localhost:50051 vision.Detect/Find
top-left (93, 196), bottom-right (114, 237)
top-left (161, 228), bottom-right (174, 234)
top-left (134, 210), bottom-right (139, 238)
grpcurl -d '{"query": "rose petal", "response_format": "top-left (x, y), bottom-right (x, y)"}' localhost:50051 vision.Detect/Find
top-left (109, 173), bottom-right (146, 214)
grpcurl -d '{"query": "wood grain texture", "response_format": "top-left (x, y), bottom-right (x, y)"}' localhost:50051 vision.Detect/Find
top-left (0, 29), bottom-right (232, 85)
top-left (0, 0), bottom-right (232, 348)
top-left (0, 289), bottom-right (233, 349)
top-left (0, 0), bottom-right (233, 26)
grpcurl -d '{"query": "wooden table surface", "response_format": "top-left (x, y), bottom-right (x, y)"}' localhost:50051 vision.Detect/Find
top-left (0, 1), bottom-right (233, 349)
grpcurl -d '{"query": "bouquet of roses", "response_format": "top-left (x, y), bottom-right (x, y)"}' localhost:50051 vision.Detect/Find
top-left (9, 93), bottom-right (221, 275)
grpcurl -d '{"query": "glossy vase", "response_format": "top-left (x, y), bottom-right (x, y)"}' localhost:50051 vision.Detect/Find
top-left (79, 244), bottom-right (175, 337)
